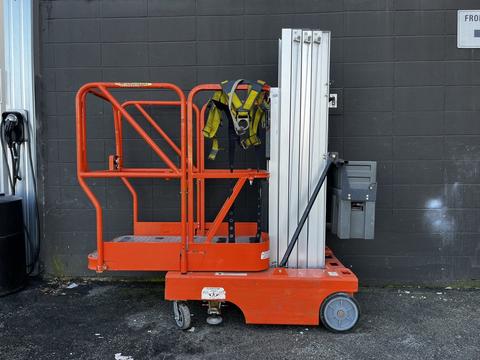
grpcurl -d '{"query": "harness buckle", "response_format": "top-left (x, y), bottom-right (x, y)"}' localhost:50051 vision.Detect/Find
top-left (233, 113), bottom-right (250, 136)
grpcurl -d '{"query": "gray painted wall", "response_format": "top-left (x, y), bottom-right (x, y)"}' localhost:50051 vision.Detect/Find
top-left (37, 0), bottom-right (480, 284)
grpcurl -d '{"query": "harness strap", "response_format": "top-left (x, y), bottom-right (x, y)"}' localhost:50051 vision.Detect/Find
top-left (256, 180), bottom-right (262, 242)
top-left (227, 180), bottom-right (236, 243)
top-left (203, 79), bottom-right (268, 160)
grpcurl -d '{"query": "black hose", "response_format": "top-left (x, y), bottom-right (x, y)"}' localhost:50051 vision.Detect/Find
top-left (0, 115), bottom-right (41, 275)
top-left (0, 121), bottom-right (15, 193)
top-left (24, 120), bottom-right (41, 275)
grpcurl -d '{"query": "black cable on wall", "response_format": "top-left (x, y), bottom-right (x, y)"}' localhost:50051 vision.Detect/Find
top-left (0, 112), bottom-right (41, 275)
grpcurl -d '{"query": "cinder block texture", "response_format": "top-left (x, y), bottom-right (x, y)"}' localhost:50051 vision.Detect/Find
top-left (38, 0), bottom-right (480, 284)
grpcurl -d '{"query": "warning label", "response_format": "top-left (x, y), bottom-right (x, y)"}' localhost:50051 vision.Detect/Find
top-left (201, 287), bottom-right (226, 300)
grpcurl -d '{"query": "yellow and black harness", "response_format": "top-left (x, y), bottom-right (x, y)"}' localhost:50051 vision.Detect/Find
top-left (202, 80), bottom-right (269, 243)
top-left (202, 79), bottom-right (269, 165)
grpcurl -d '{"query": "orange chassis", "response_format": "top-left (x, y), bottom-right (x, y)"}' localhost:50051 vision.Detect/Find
top-left (76, 82), bottom-right (358, 327)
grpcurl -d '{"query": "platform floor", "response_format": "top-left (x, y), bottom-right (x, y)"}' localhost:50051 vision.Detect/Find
top-left (111, 235), bottom-right (261, 244)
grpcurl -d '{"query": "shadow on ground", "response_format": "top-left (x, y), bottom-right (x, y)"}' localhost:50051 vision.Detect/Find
top-left (0, 280), bottom-right (479, 360)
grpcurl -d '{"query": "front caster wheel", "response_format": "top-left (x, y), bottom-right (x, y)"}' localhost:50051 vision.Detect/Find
top-left (173, 301), bottom-right (191, 330)
top-left (320, 293), bottom-right (360, 333)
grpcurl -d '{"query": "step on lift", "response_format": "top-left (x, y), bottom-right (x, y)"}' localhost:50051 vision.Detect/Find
top-left (76, 30), bottom-right (372, 333)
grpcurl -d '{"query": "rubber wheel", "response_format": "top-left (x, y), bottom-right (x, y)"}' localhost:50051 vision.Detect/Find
top-left (173, 301), bottom-right (191, 330)
top-left (320, 293), bottom-right (360, 333)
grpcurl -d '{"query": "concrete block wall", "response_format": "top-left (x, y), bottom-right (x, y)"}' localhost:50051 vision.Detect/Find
top-left (37, 0), bottom-right (480, 284)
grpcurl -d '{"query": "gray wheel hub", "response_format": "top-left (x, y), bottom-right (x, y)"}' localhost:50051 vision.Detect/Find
top-left (323, 295), bottom-right (359, 331)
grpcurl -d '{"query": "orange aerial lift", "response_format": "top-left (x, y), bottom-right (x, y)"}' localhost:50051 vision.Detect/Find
top-left (76, 81), bottom-right (360, 332)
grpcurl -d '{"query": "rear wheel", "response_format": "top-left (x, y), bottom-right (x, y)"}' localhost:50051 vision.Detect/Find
top-left (320, 293), bottom-right (360, 333)
top-left (173, 301), bottom-right (191, 330)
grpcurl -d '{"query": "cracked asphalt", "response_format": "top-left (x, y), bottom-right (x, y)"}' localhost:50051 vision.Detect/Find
top-left (0, 280), bottom-right (479, 359)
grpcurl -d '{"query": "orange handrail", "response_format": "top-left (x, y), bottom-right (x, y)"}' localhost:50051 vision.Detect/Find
top-left (76, 82), bottom-right (187, 272)
top-left (76, 82), bottom-right (269, 274)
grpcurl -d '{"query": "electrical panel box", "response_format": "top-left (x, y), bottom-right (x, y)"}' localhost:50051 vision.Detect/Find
top-left (331, 161), bottom-right (377, 239)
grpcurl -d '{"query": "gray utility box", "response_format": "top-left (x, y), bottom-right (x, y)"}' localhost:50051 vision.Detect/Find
top-left (331, 161), bottom-right (377, 239)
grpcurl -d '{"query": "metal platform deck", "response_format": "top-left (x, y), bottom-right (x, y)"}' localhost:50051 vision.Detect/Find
top-left (110, 235), bottom-right (261, 244)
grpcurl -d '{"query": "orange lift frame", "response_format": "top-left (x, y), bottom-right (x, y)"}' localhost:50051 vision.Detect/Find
top-left (76, 82), bottom-right (359, 331)
top-left (77, 82), bottom-right (269, 273)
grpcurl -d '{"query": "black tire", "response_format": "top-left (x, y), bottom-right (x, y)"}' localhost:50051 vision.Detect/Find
top-left (320, 292), bottom-right (360, 333)
top-left (173, 301), bottom-right (192, 330)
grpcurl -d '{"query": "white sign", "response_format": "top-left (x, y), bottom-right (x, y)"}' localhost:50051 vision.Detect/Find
top-left (201, 287), bottom-right (226, 300)
top-left (458, 10), bottom-right (480, 48)
top-left (260, 250), bottom-right (270, 260)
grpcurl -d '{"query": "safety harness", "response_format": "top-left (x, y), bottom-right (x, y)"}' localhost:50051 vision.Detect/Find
top-left (202, 79), bottom-right (269, 164)
top-left (203, 80), bottom-right (269, 243)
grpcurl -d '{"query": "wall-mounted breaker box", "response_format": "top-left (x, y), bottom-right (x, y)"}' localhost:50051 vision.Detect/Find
top-left (331, 161), bottom-right (377, 239)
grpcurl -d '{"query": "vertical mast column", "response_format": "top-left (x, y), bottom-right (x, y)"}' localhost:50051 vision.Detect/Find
top-left (269, 29), bottom-right (331, 268)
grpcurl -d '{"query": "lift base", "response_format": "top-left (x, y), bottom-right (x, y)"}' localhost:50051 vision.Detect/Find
top-left (165, 249), bottom-right (358, 326)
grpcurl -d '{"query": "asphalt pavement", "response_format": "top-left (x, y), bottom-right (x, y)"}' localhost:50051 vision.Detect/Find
top-left (1, 279), bottom-right (479, 360)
